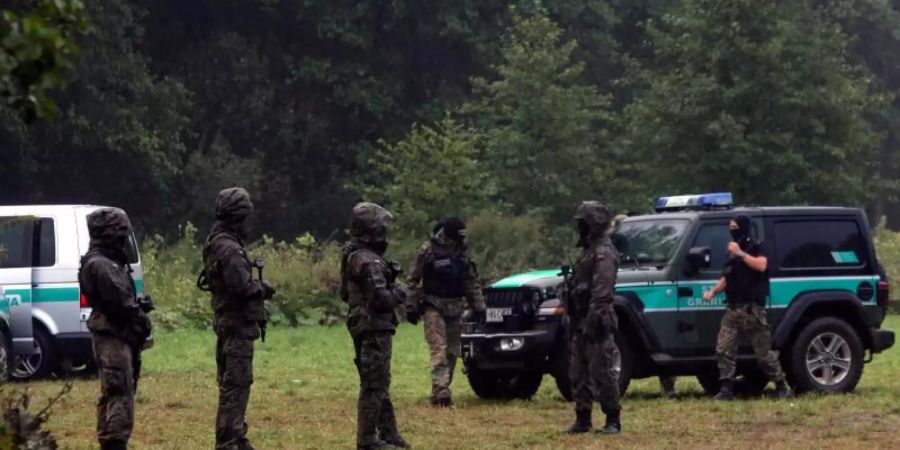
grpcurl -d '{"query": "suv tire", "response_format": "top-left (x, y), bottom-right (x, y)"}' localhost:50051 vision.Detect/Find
top-left (787, 317), bottom-right (864, 394)
top-left (466, 368), bottom-right (543, 400)
top-left (12, 325), bottom-right (55, 381)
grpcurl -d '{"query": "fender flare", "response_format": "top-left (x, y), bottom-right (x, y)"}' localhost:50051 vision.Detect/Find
top-left (773, 290), bottom-right (870, 349)
top-left (614, 294), bottom-right (660, 353)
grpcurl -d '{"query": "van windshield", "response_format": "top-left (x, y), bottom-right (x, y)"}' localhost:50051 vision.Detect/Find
top-left (612, 219), bottom-right (689, 267)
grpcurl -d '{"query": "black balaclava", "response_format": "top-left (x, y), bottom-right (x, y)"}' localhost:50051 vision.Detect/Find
top-left (731, 215), bottom-right (753, 250)
top-left (438, 217), bottom-right (467, 243)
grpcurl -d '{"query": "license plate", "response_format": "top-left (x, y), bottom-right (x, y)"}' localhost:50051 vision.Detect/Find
top-left (486, 307), bottom-right (512, 323)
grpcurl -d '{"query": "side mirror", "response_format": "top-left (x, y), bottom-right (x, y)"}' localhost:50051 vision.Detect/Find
top-left (684, 246), bottom-right (711, 276)
top-left (254, 256), bottom-right (266, 270)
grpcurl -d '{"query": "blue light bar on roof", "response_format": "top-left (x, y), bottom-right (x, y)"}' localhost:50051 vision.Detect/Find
top-left (655, 192), bottom-right (733, 212)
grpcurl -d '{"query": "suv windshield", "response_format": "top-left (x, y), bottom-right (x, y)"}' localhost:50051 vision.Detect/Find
top-left (613, 219), bottom-right (689, 267)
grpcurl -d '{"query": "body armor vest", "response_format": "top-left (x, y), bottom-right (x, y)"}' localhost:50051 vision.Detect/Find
top-left (423, 245), bottom-right (467, 298)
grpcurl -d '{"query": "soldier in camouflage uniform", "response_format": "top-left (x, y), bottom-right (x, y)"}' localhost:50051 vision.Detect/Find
top-left (703, 214), bottom-right (791, 400)
top-left (408, 217), bottom-right (486, 407)
top-left (565, 201), bottom-right (622, 435)
top-left (201, 188), bottom-right (275, 450)
top-left (78, 208), bottom-right (152, 450)
top-left (341, 202), bottom-right (410, 450)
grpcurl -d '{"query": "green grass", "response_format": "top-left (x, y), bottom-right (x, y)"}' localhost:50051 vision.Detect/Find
top-left (16, 316), bottom-right (900, 449)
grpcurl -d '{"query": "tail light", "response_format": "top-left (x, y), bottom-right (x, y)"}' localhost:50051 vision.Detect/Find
top-left (877, 280), bottom-right (890, 311)
top-left (80, 293), bottom-right (90, 308)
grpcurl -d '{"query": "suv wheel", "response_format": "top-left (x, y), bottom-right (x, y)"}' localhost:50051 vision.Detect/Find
top-left (788, 317), bottom-right (864, 394)
top-left (466, 368), bottom-right (543, 400)
top-left (12, 325), bottom-right (55, 381)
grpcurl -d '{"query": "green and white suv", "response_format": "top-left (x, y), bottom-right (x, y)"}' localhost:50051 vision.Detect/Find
top-left (461, 193), bottom-right (895, 399)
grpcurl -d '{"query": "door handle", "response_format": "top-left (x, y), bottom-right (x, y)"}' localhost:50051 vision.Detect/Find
top-left (677, 287), bottom-right (693, 297)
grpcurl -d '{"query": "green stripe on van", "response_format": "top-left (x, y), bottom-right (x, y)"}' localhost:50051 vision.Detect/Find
top-left (33, 287), bottom-right (79, 303)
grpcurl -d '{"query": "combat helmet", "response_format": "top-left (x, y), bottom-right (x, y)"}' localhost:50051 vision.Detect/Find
top-left (349, 202), bottom-right (393, 244)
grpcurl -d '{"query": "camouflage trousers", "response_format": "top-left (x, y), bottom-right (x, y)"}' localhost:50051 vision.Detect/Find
top-left (215, 334), bottom-right (255, 450)
top-left (423, 306), bottom-right (461, 401)
top-left (354, 331), bottom-right (401, 447)
top-left (716, 303), bottom-right (785, 382)
top-left (92, 332), bottom-right (136, 447)
top-left (569, 330), bottom-right (621, 415)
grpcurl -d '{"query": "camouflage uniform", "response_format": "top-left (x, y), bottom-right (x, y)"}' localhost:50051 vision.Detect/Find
top-left (714, 215), bottom-right (789, 400)
top-left (79, 208), bottom-right (152, 450)
top-left (341, 203), bottom-right (409, 450)
top-left (408, 218), bottom-right (486, 405)
top-left (566, 201), bottom-right (621, 435)
top-left (202, 188), bottom-right (273, 450)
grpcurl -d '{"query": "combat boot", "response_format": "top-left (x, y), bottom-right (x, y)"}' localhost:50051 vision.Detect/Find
top-left (564, 409), bottom-right (592, 434)
top-left (357, 440), bottom-right (399, 450)
top-left (100, 441), bottom-right (127, 450)
top-left (775, 380), bottom-right (793, 399)
top-left (380, 433), bottom-right (410, 449)
top-left (431, 395), bottom-right (453, 408)
top-left (598, 410), bottom-right (621, 435)
top-left (714, 380), bottom-right (735, 401)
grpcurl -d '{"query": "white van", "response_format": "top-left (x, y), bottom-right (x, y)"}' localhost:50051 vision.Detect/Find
top-left (0, 205), bottom-right (146, 380)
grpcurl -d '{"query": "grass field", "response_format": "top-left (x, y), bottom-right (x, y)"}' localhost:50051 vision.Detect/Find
top-left (14, 315), bottom-right (900, 450)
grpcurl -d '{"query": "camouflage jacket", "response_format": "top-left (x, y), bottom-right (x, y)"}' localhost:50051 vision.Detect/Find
top-left (343, 246), bottom-right (400, 337)
top-left (203, 227), bottom-right (266, 338)
top-left (407, 237), bottom-right (485, 317)
top-left (79, 247), bottom-right (151, 345)
top-left (570, 236), bottom-right (619, 331)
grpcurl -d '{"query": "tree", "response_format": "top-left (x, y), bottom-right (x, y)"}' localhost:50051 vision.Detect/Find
top-left (465, 10), bottom-right (612, 224)
top-left (0, 0), bottom-right (88, 119)
top-left (623, 0), bottom-right (880, 207)
top-left (359, 118), bottom-right (490, 238)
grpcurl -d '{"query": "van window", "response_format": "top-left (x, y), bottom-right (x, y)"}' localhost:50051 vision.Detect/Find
top-left (774, 220), bottom-right (866, 269)
top-left (0, 217), bottom-right (33, 268)
top-left (35, 218), bottom-right (56, 267)
top-left (126, 234), bottom-right (139, 264)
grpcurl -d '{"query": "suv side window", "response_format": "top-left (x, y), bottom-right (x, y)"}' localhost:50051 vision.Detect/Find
top-left (692, 223), bottom-right (731, 272)
top-left (0, 217), bottom-right (33, 268)
top-left (774, 220), bottom-right (867, 269)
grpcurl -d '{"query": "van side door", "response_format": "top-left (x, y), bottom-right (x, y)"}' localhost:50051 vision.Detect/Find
top-left (0, 216), bottom-right (36, 356)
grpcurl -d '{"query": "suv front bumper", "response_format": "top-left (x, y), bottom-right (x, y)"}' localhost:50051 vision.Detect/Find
top-left (870, 328), bottom-right (895, 353)
top-left (461, 326), bottom-right (559, 371)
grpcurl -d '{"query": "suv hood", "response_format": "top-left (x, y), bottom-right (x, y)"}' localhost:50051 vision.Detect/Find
top-left (490, 267), bottom-right (670, 290)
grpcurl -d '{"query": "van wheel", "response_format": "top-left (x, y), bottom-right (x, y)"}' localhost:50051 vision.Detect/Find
top-left (466, 368), bottom-right (543, 400)
top-left (0, 332), bottom-right (10, 383)
top-left (788, 317), bottom-right (863, 394)
top-left (12, 326), bottom-right (55, 381)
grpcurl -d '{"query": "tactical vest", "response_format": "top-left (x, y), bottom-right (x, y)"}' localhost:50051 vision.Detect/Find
top-left (423, 246), bottom-right (468, 298)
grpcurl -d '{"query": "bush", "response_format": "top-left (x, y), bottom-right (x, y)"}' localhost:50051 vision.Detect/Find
top-left (874, 224), bottom-right (900, 313)
top-left (142, 224), bottom-right (344, 331)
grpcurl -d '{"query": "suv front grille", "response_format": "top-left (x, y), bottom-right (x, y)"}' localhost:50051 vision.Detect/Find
top-left (482, 287), bottom-right (539, 332)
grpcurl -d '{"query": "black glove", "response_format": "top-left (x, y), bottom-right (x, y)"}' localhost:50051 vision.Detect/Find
top-left (137, 294), bottom-right (155, 313)
top-left (261, 281), bottom-right (276, 299)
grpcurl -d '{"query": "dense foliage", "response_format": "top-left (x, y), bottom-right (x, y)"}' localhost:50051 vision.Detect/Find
top-left (3, 1), bottom-right (900, 324)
